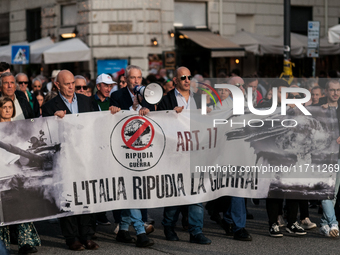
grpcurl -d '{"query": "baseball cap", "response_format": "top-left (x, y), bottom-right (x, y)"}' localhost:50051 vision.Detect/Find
top-left (96, 73), bottom-right (116, 85)
top-left (51, 70), bottom-right (60, 79)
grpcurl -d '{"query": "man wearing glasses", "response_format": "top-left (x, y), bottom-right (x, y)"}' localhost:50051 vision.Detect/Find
top-left (74, 75), bottom-right (89, 96)
top-left (16, 73), bottom-right (40, 115)
top-left (157, 66), bottom-right (211, 244)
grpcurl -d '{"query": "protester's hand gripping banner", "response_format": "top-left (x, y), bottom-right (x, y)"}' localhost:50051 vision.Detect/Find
top-left (0, 107), bottom-right (337, 225)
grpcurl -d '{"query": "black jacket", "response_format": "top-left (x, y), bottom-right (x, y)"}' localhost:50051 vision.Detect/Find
top-left (42, 93), bottom-right (94, 117)
top-left (110, 86), bottom-right (154, 111)
top-left (157, 89), bottom-right (199, 111)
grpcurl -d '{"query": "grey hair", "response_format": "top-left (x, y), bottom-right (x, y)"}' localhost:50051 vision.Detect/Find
top-left (32, 77), bottom-right (42, 85)
top-left (74, 75), bottom-right (87, 83)
top-left (311, 85), bottom-right (323, 94)
top-left (15, 73), bottom-right (28, 90)
top-left (304, 78), bottom-right (318, 91)
top-left (15, 73), bottom-right (28, 81)
top-left (36, 75), bottom-right (46, 82)
top-left (125, 65), bottom-right (142, 78)
top-left (0, 72), bottom-right (15, 88)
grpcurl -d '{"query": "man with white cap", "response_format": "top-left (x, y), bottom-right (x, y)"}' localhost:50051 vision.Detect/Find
top-left (92, 73), bottom-right (116, 111)
top-left (46, 70), bottom-right (60, 92)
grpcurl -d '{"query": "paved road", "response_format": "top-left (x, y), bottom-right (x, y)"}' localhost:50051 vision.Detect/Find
top-left (8, 200), bottom-right (340, 254)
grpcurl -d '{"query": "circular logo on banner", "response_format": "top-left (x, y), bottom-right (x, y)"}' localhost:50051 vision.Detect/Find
top-left (110, 115), bottom-right (166, 171)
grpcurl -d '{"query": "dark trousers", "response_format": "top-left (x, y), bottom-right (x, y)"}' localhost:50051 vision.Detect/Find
top-left (59, 214), bottom-right (95, 245)
top-left (112, 210), bottom-right (122, 223)
top-left (266, 199), bottom-right (298, 227)
top-left (298, 200), bottom-right (309, 220)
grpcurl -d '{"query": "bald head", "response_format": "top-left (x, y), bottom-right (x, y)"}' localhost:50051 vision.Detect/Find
top-left (229, 76), bottom-right (245, 94)
top-left (174, 66), bottom-right (191, 94)
top-left (229, 76), bottom-right (244, 86)
top-left (55, 70), bottom-right (75, 101)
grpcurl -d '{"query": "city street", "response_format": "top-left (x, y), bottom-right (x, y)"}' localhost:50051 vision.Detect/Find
top-left (8, 200), bottom-right (340, 254)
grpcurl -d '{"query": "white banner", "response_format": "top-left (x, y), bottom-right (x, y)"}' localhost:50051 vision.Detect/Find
top-left (0, 107), bottom-right (337, 224)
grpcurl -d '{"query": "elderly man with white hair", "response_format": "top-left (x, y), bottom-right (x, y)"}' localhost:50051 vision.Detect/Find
top-left (0, 72), bottom-right (38, 120)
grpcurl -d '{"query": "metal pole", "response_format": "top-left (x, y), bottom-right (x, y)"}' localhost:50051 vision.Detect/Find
top-left (283, 0), bottom-right (291, 61)
top-left (281, 0), bottom-right (294, 84)
top-left (312, 57), bottom-right (316, 78)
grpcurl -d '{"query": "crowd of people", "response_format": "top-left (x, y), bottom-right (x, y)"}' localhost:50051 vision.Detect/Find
top-left (0, 61), bottom-right (340, 253)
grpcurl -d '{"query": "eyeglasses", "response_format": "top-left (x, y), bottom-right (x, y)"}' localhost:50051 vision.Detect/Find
top-left (18, 81), bottom-right (28, 85)
top-left (288, 94), bottom-right (302, 99)
top-left (235, 83), bottom-right (244, 88)
top-left (180, 75), bottom-right (192, 81)
top-left (119, 80), bottom-right (126, 84)
top-left (75, 85), bottom-right (88, 90)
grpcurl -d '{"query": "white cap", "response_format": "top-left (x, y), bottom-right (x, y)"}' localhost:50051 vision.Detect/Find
top-left (51, 70), bottom-right (60, 78)
top-left (96, 73), bottom-right (116, 85)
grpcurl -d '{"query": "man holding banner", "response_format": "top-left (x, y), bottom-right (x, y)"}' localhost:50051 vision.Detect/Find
top-left (157, 66), bottom-right (211, 244)
top-left (109, 65), bottom-right (154, 247)
top-left (42, 70), bottom-right (99, 251)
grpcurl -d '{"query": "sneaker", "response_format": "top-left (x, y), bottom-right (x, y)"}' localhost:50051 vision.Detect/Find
top-left (320, 225), bottom-right (330, 237)
top-left (329, 224), bottom-right (339, 238)
top-left (277, 215), bottom-right (285, 227)
top-left (286, 222), bottom-right (306, 235)
top-left (300, 217), bottom-right (317, 230)
top-left (269, 223), bottom-right (283, 237)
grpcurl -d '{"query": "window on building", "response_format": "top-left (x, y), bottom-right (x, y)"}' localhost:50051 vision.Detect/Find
top-left (174, 2), bottom-right (207, 28)
top-left (291, 6), bottom-right (312, 35)
top-left (236, 15), bottom-right (255, 33)
top-left (26, 8), bottom-right (41, 42)
top-left (0, 13), bottom-right (9, 45)
top-left (61, 4), bottom-right (77, 27)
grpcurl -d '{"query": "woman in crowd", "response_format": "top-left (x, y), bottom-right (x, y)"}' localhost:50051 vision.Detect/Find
top-left (33, 90), bottom-right (45, 117)
top-left (118, 74), bottom-right (127, 89)
top-left (0, 96), bottom-right (41, 253)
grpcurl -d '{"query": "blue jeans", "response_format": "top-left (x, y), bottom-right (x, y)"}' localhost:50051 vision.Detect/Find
top-left (162, 204), bottom-right (204, 236)
top-left (320, 162), bottom-right (340, 227)
top-left (223, 197), bottom-right (246, 232)
top-left (119, 209), bottom-right (145, 235)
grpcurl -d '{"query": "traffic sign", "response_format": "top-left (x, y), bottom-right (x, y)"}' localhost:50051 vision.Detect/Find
top-left (11, 45), bottom-right (30, 64)
top-left (307, 21), bottom-right (320, 58)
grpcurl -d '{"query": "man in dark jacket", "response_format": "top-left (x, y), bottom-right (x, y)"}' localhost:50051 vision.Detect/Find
top-left (110, 65), bottom-right (154, 111)
top-left (42, 70), bottom-right (99, 251)
top-left (157, 66), bottom-right (212, 244)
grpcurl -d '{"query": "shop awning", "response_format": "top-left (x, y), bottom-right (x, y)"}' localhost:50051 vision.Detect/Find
top-left (179, 30), bottom-right (245, 57)
top-left (42, 38), bottom-right (90, 64)
top-left (328, 24), bottom-right (340, 43)
top-left (229, 30), bottom-right (285, 56)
